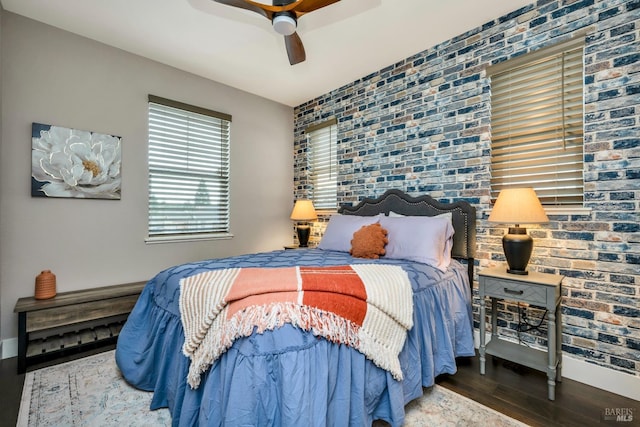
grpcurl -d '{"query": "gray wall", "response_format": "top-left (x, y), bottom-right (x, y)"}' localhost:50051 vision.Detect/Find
top-left (0, 12), bottom-right (294, 346)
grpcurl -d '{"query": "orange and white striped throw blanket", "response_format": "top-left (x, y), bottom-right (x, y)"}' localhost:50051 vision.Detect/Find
top-left (179, 264), bottom-right (413, 388)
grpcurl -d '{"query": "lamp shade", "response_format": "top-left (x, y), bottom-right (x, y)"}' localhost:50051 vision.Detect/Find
top-left (290, 200), bottom-right (318, 221)
top-left (488, 188), bottom-right (549, 225)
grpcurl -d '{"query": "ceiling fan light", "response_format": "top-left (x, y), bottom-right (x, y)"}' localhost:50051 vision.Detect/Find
top-left (272, 14), bottom-right (297, 36)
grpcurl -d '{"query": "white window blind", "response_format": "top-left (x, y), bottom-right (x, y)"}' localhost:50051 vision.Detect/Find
top-left (148, 96), bottom-right (231, 237)
top-left (489, 39), bottom-right (584, 206)
top-left (307, 118), bottom-right (337, 210)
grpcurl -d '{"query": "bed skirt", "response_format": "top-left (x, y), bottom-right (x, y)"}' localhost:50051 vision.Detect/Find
top-left (116, 249), bottom-right (475, 426)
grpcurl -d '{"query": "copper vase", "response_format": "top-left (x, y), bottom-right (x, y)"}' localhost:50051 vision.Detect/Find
top-left (35, 270), bottom-right (57, 299)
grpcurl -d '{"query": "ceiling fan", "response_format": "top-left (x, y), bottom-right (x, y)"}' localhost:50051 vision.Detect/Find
top-left (214, 0), bottom-right (341, 65)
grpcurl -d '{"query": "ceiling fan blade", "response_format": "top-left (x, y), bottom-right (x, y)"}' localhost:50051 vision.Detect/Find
top-left (217, 0), bottom-right (341, 18)
top-left (284, 32), bottom-right (306, 65)
top-left (214, 0), bottom-right (341, 20)
top-left (293, 0), bottom-right (341, 16)
top-left (213, 0), bottom-right (272, 19)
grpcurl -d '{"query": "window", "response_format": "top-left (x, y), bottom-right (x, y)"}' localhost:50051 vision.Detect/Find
top-left (147, 95), bottom-right (231, 240)
top-left (488, 38), bottom-right (584, 206)
top-left (307, 118), bottom-right (338, 210)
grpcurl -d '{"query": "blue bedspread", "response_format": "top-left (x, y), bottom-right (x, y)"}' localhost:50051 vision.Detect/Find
top-left (116, 249), bottom-right (474, 426)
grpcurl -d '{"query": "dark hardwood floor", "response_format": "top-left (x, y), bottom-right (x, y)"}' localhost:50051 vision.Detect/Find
top-left (0, 355), bottom-right (24, 427)
top-left (1, 348), bottom-right (636, 426)
top-left (436, 356), bottom-right (638, 427)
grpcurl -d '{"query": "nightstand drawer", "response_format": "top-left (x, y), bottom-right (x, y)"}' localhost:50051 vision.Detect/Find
top-left (483, 278), bottom-right (547, 305)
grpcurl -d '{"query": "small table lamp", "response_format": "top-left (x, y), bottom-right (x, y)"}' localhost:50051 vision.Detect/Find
top-left (488, 188), bottom-right (549, 275)
top-left (290, 199), bottom-right (317, 247)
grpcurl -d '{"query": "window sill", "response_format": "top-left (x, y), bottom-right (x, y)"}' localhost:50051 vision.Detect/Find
top-left (543, 206), bottom-right (592, 216)
top-left (316, 209), bottom-right (338, 216)
top-left (145, 232), bottom-right (234, 244)
top-left (486, 205), bottom-right (592, 219)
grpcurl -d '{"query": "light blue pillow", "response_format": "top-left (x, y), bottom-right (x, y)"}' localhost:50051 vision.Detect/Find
top-left (379, 215), bottom-right (454, 271)
top-left (318, 214), bottom-right (381, 252)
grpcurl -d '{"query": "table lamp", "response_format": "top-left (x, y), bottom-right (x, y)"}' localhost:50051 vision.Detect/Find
top-left (290, 199), bottom-right (317, 247)
top-left (488, 188), bottom-right (549, 275)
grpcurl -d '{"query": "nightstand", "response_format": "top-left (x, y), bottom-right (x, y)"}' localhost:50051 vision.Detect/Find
top-left (478, 267), bottom-right (564, 400)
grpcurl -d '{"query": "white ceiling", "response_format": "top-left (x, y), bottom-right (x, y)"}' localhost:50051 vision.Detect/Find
top-left (2, 0), bottom-right (532, 107)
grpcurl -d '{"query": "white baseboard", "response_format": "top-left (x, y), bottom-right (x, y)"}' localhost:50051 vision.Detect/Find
top-left (4, 333), bottom-right (638, 401)
top-left (2, 337), bottom-right (17, 359)
top-left (473, 331), bottom-right (640, 401)
top-left (561, 353), bottom-right (640, 401)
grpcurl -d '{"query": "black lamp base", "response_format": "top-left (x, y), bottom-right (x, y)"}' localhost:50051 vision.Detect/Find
top-left (507, 268), bottom-right (529, 275)
top-left (296, 224), bottom-right (311, 247)
top-left (503, 227), bottom-right (533, 275)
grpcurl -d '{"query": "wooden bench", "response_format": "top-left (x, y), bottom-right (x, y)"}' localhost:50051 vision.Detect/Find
top-left (13, 281), bottom-right (146, 373)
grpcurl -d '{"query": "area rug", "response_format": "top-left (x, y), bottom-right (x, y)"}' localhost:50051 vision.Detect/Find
top-left (18, 350), bottom-right (529, 426)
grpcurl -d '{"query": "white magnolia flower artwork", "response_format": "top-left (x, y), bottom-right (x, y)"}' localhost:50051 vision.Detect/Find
top-left (31, 123), bottom-right (122, 199)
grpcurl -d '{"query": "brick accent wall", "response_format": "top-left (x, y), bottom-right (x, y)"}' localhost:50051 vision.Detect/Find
top-left (293, 0), bottom-right (640, 377)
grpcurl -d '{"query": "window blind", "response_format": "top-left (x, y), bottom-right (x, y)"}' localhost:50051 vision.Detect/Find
top-left (307, 119), bottom-right (337, 210)
top-left (148, 96), bottom-right (231, 237)
top-left (489, 42), bottom-right (584, 206)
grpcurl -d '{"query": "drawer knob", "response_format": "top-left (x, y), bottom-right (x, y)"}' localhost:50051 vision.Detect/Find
top-left (504, 287), bottom-right (524, 295)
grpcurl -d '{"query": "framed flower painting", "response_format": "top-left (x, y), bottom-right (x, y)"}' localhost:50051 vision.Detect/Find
top-left (31, 123), bottom-right (122, 199)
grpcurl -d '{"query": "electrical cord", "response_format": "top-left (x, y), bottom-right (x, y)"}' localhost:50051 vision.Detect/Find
top-left (516, 302), bottom-right (548, 347)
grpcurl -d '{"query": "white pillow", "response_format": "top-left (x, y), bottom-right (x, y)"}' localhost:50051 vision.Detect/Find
top-left (379, 215), bottom-right (454, 271)
top-left (386, 212), bottom-right (454, 266)
top-left (317, 214), bottom-right (381, 253)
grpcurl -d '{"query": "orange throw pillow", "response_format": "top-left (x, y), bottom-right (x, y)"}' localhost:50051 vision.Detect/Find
top-left (350, 223), bottom-right (389, 259)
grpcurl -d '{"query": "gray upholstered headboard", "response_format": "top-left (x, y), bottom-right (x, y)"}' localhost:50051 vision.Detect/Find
top-left (338, 189), bottom-right (477, 283)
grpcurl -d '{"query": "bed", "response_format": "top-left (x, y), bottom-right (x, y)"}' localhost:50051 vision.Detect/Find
top-left (116, 189), bottom-right (477, 426)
